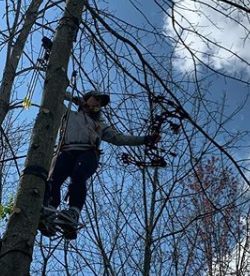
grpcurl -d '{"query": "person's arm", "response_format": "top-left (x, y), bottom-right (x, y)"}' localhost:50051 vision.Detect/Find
top-left (101, 121), bottom-right (160, 146)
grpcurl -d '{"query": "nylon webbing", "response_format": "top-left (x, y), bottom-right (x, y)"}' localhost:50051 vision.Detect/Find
top-left (22, 165), bottom-right (48, 183)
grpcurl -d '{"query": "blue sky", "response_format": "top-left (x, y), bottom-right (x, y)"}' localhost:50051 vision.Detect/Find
top-left (0, 0), bottom-right (249, 151)
top-left (1, 2), bottom-right (250, 274)
top-left (108, 0), bottom-right (162, 24)
top-left (106, 1), bottom-right (250, 136)
top-left (163, 0), bottom-right (250, 136)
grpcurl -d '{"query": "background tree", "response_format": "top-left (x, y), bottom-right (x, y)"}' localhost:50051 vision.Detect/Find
top-left (173, 157), bottom-right (247, 276)
top-left (0, 0), bottom-right (44, 126)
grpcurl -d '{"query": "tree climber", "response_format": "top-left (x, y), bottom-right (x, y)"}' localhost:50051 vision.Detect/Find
top-left (39, 90), bottom-right (160, 239)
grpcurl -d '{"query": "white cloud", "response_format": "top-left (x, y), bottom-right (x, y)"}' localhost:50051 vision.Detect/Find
top-left (163, 0), bottom-right (250, 74)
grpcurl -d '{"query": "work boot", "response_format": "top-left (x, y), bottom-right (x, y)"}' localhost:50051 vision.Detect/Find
top-left (38, 206), bottom-right (58, 237)
top-left (57, 207), bottom-right (80, 240)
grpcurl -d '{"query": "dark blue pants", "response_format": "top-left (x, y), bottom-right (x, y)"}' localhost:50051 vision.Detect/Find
top-left (46, 150), bottom-right (99, 211)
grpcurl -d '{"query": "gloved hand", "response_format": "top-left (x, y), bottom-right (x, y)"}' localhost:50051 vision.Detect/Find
top-left (144, 133), bottom-right (161, 145)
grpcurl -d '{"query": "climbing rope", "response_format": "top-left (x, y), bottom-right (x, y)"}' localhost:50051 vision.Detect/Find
top-left (56, 69), bottom-right (78, 155)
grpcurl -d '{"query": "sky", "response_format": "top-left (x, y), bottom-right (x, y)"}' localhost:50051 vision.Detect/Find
top-left (1, 1), bottom-right (250, 274)
top-left (164, 0), bottom-right (250, 75)
top-left (0, 0), bottom-right (249, 152)
top-left (0, 0), bottom-right (249, 171)
top-left (108, 0), bottom-right (250, 75)
top-left (107, 0), bottom-right (250, 138)
top-left (162, 0), bottom-right (250, 147)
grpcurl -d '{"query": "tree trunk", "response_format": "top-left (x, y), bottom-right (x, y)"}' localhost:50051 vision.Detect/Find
top-left (0, 1), bottom-right (85, 275)
top-left (0, 0), bottom-right (44, 126)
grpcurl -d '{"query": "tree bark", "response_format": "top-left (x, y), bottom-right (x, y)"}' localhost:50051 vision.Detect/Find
top-left (0, 0), bottom-right (44, 127)
top-left (0, 0), bottom-right (85, 275)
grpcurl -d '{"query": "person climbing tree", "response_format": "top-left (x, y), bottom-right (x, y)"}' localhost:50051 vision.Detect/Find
top-left (39, 90), bottom-right (160, 239)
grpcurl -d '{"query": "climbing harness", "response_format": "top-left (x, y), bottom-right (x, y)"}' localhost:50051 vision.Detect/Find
top-left (22, 36), bottom-right (53, 109)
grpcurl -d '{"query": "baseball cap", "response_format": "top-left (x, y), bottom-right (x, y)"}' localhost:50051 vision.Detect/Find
top-left (83, 90), bottom-right (110, 107)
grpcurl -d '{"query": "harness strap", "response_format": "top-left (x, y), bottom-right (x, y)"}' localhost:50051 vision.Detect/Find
top-left (22, 165), bottom-right (48, 183)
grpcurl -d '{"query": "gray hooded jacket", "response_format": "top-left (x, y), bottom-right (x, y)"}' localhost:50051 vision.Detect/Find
top-left (60, 109), bottom-right (145, 151)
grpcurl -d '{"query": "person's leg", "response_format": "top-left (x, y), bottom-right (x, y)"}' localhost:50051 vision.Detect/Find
top-left (46, 151), bottom-right (74, 208)
top-left (58, 150), bottom-right (98, 239)
top-left (69, 150), bottom-right (99, 211)
top-left (39, 151), bottom-right (75, 237)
